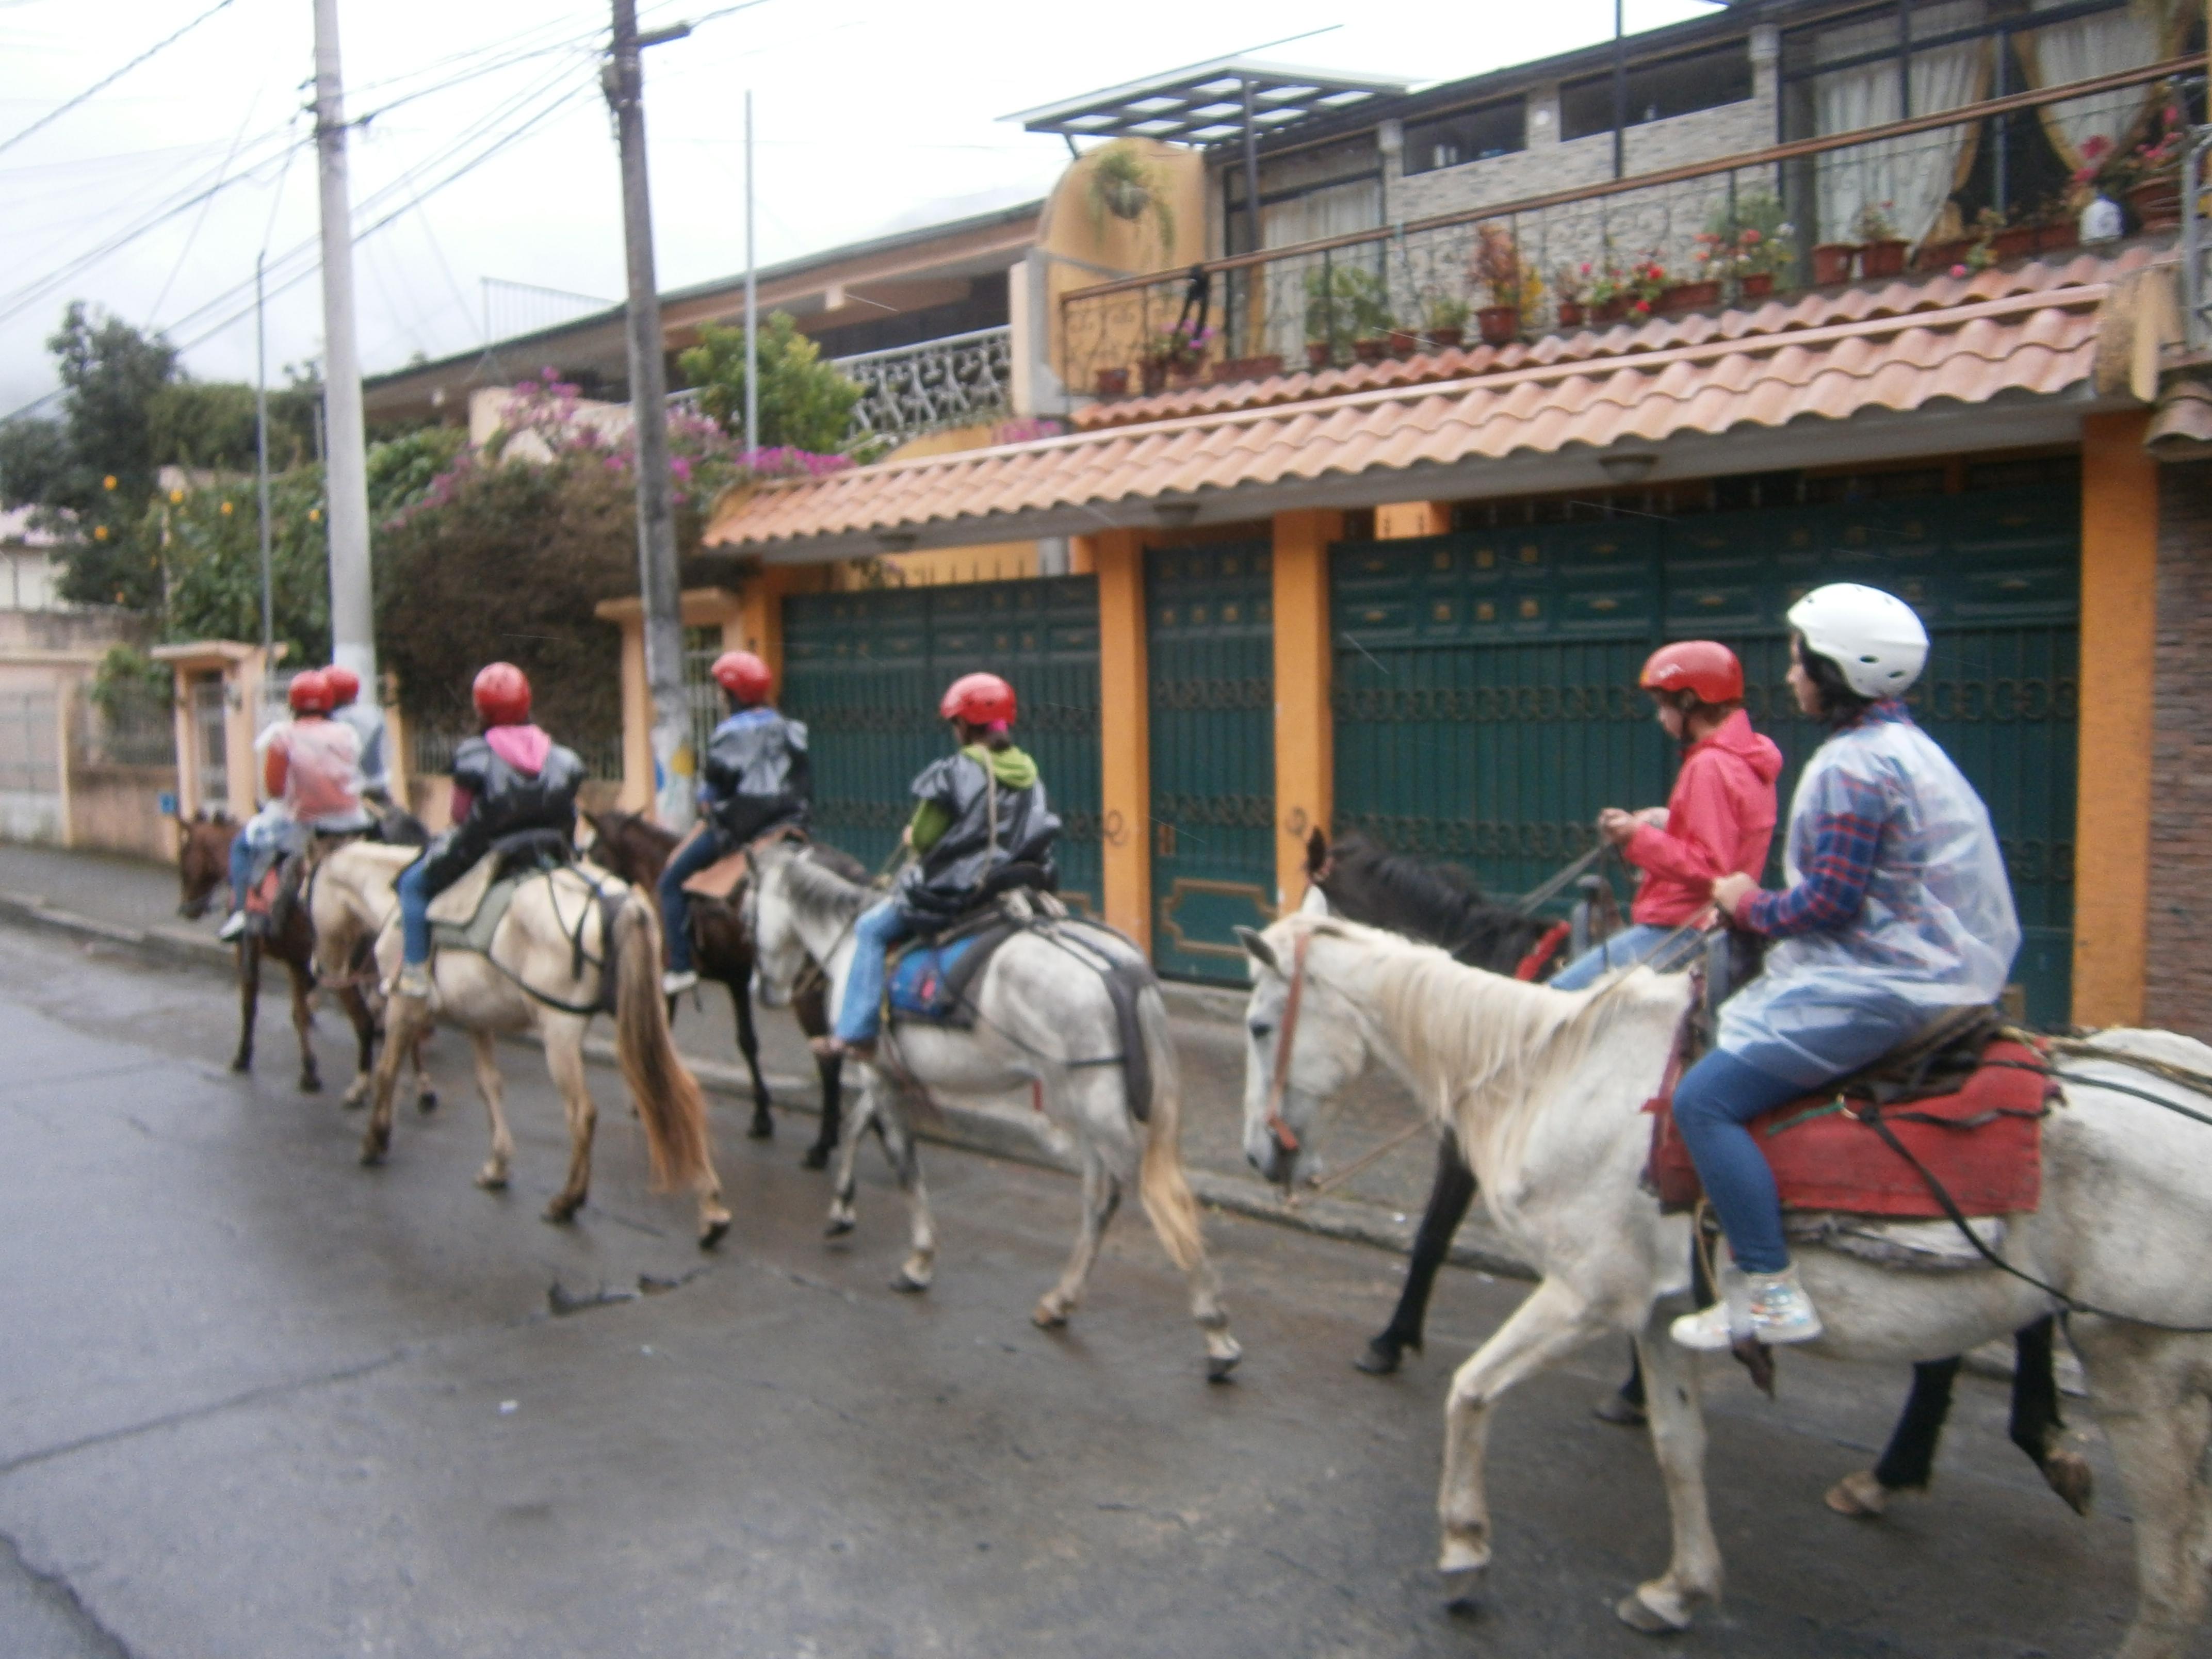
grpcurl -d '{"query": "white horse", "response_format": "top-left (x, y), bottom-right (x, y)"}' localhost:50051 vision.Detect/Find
top-left (743, 836), bottom-right (1240, 1378)
top-left (1237, 912), bottom-right (2212, 1658)
top-left (311, 842), bottom-right (731, 1247)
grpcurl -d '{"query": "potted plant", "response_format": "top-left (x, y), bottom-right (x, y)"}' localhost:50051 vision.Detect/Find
top-left (2031, 196), bottom-right (2078, 255)
top-left (1141, 318), bottom-right (1213, 392)
top-left (1303, 265), bottom-right (1388, 369)
top-left (1095, 367), bottom-right (1130, 397)
top-left (1470, 222), bottom-right (1525, 345)
top-left (1737, 222), bottom-right (1794, 299)
top-left (1854, 200), bottom-right (1907, 278)
top-left (1587, 255), bottom-right (1659, 324)
top-left (2121, 98), bottom-right (2189, 230)
top-left (1554, 263), bottom-right (1589, 329)
top-left (1388, 325), bottom-right (1421, 358)
top-left (1422, 290), bottom-right (1471, 350)
top-left (1085, 141), bottom-right (1177, 253)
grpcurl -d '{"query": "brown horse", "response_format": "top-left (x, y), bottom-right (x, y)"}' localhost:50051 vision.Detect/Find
top-left (174, 811), bottom-right (384, 1099)
top-left (582, 808), bottom-right (855, 1169)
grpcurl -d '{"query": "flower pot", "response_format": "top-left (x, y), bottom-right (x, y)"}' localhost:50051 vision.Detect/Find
top-left (1812, 242), bottom-right (1859, 285)
top-left (2035, 221), bottom-right (2078, 254)
top-left (1592, 297), bottom-right (1628, 324)
top-left (1384, 329), bottom-right (1418, 358)
top-left (1428, 327), bottom-right (1465, 350)
top-left (1166, 366), bottom-right (1203, 390)
top-left (1475, 305), bottom-right (1520, 346)
top-left (1657, 280), bottom-right (1720, 315)
top-left (1352, 337), bottom-right (1389, 365)
top-left (1140, 362), bottom-right (1167, 395)
top-left (1306, 341), bottom-right (1336, 371)
top-left (1738, 272), bottom-right (1774, 301)
top-left (1991, 226), bottom-right (2037, 262)
top-left (1095, 367), bottom-right (1130, 398)
top-left (2128, 176), bottom-right (2182, 233)
top-left (1100, 178), bottom-right (1150, 222)
top-left (1859, 239), bottom-right (1909, 279)
top-left (1208, 355), bottom-right (1283, 385)
top-left (1556, 301), bottom-right (1586, 329)
top-left (1916, 237), bottom-right (1973, 271)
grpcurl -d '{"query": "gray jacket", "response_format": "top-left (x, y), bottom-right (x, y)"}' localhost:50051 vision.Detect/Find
top-left (897, 750), bottom-right (1059, 919)
top-left (332, 701), bottom-right (388, 792)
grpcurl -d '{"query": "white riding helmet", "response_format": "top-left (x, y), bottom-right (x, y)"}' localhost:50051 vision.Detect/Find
top-left (1786, 582), bottom-right (1929, 699)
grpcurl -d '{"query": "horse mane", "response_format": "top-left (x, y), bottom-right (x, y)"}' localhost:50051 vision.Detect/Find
top-left (1321, 833), bottom-right (1552, 971)
top-left (779, 844), bottom-right (873, 928)
top-left (1297, 915), bottom-right (1685, 1172)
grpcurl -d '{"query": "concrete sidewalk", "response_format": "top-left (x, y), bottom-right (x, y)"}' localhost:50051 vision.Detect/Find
top-left (0, 839), bottom-right (1506, 1275)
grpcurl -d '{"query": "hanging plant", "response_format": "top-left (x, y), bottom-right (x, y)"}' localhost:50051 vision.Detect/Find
top-left (1086, 141), bottom-right (1177, 250)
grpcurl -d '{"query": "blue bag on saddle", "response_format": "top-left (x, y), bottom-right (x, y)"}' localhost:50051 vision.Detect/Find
top-left (886, 935), bottom-right (989, 1023)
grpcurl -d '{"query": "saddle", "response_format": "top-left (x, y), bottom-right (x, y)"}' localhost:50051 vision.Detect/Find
top-left (680, 848), bottom-right (752, 903)
top-left (243, 851), bottom-right (302, 938)
top-left (426, 833), bottom-right (622, 1015)
top-left (1645, 1006), bottom-right (2054, 1223)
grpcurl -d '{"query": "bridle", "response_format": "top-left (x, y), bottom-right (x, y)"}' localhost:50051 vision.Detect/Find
top-left (1262, 929), bottom-right (1314, 1161)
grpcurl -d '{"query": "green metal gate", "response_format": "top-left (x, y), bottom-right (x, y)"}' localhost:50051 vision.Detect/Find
top-left (1331, 485), bottom-right (2079, 1022)
top-left (779, 577), bottom-right (1102, 914)
top-left (1147, 542), bottom-right (1276, 983)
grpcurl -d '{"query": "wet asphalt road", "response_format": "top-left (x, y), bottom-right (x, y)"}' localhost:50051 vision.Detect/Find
top-left (0, 925), bottom-right (2180, 1658)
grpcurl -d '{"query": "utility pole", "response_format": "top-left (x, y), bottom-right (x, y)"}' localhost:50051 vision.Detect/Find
top-left (254, 252), bottom-right (273, 654)
top-left (312, 0), bottom-right (374, 684)
top-left (743, 89), bottom-right (757, 455)
top-left (606, 0), bottom-right (694, 829)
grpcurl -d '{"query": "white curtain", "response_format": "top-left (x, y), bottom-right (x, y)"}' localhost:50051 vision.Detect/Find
top-left (2024, 0), bottom-right (2162, 171)
top-left (1259, 178), bottom-right (1384, 361)
top-left (1814, 1), bottom-right (1990, 248)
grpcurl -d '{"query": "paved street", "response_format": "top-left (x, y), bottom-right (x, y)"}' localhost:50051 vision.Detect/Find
top-left (0, 916), bottom-right (2174, 1657)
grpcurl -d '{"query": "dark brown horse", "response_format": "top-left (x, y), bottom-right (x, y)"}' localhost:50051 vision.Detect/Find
top-left (582, 809), bottom-right (855, 1169)
top-left (175, 811), bottom-right (390, 1100)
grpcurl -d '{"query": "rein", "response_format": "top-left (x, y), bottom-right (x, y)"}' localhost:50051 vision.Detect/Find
top-left (1263, 930), bottom-right (1313, 1158)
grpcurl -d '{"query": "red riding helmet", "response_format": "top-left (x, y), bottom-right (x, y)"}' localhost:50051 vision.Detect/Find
top-left (1639, 640), bottom-right (1743, 705)
top-left (472, 661), bottom-right (532, 727)
top-left (286, 669), bottom-right (334, 716)
top-left (323, 664), bottom-right (362, 708)
top-left (939, 671), bottom-right (1016, 727)
top-left (711, 649), bottom-right (773, 705)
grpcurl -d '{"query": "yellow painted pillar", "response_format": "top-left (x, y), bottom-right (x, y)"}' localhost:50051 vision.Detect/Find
top-left (2073, 411), bottom-right (2158, 1027)
top-left (1086, 529), bottom-right (1151, 951)
top-left (735, 564), bottom-right (798, 697)
top-left (617, 620), bottom-right (652, 813)
top-left (1272, 509), bottom-right (1342, 912)
top-left (1375, 501), bottom-right (1452, 540)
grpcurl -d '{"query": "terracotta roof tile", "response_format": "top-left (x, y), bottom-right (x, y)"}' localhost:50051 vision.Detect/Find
top-left (704, 262), bottom-right (2125, 556)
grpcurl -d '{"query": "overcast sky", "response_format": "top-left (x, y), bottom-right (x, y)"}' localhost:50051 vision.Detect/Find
top-left (0, 0), bottom-right (1725, 419)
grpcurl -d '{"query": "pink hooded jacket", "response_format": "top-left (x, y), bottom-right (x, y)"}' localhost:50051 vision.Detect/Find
top-left (1623, 708), bottom-right (1784, 926)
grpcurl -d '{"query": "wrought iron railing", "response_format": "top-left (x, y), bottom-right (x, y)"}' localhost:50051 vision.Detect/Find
top-left (1063, 55), bottom-right (2200, 400)
top-left (833, 326), bottom-right (1011, 437)
top-left (2186, 123), bottom-right (2212, 348)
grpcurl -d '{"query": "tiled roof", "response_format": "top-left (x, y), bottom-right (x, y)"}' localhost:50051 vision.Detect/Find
top-left (2148, 376), bottom-right (2212, 460)
top-left (704, 253), bottom-right (2139, 558)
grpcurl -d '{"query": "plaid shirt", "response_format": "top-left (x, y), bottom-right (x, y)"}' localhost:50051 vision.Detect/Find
top-left (1738, 700), bottom-right (1911, 939)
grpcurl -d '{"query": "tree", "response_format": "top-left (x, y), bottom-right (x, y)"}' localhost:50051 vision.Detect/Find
top-left (0, 418), bottom-right (71, 511)
top-left (676, 312), bottom-right (860, 453)
top-left (145, 381), bottom-right (259, 471)
top-left (156, 469), bottom-right (332, 664)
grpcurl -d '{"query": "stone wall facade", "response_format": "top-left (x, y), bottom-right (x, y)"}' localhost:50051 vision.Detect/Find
top-left (2143, 459), bottom-right (2212, 1041)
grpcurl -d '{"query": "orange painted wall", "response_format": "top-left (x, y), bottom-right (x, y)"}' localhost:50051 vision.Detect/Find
top-left (1085, 528), bottom-right (1151, 950)
top-left (2073, 411), bottom-right (2158, 1026)
top-left (1271, 510), bottom-right (1341, 910)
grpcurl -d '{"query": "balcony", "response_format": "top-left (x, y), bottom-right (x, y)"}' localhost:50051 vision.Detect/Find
top-left (833, 326), bottom-right (1012, 438)
top-left (1061, 54), bottom-right (2199, 404)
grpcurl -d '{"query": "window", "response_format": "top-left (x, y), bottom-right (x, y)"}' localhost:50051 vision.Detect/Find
top-left (1403, 97), bottom-right (1526, 175)
top-left (1559, 38), bottom-right (1753, 140)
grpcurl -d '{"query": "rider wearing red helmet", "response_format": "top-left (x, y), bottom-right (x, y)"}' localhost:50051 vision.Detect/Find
top-left (393, 663), bottom-right (588, 998)
top-left (659, 649), bottom-right (813, 995)
top-left (322, 663), bottom-right (393, 808)
top-left (1548, 639), bottom-right (1782, 990)
top-left (828, 670), bottom-right (1060, 1058)
top-left (217, 670), bottom-right (369, 941)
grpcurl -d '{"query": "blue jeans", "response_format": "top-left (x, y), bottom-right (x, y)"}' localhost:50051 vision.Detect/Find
top-left (227, 832), bottom-right (255, 913)
top-left (1550, 922), bottom-right (1705, 990)
top-left (1671, 1048), bottom-right (1810, 1275)
top-left (835, 899), bottom-right (918, 1045)
top-left (657, 828), bottom-right (728, 973)
top-left (398, 858), bottom-right (434, 967)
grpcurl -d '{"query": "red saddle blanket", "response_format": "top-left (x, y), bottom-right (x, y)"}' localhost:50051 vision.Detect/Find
top-left (1646, 1039), bottom-right (2054, 1218)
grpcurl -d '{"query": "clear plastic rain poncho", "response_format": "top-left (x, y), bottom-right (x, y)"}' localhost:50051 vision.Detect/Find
top-left (1716, 714), bottom-right (2021, 1087)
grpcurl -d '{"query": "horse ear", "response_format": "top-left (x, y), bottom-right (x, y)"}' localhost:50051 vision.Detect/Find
top-left (1234, 925), bottom-right (1278, 973)
top-left (1305, 826), bottom-right (1328, 872)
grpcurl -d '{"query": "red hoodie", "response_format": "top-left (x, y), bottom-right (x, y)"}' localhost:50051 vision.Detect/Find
top-left (1622, 708), bottom-right (1783, 926)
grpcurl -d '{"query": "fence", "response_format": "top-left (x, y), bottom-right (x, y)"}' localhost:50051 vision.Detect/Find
top-left (1061, 54), bottom-right (2198, 396)
top-left (0, 691), bottom-right (62, 843)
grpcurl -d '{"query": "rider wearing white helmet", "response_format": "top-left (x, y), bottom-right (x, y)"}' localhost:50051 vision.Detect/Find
top-left (1670, 582), bottom-right (2020, 1352)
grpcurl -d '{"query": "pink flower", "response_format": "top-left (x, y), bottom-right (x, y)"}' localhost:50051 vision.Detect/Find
top-left (1949, 263), bottom-right (1969, 278)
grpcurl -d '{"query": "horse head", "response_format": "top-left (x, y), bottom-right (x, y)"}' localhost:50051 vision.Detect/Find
top-left (175, 809), bottom-right (236, 919)
top-left (1234, 916), bottom-right (1378, 1190)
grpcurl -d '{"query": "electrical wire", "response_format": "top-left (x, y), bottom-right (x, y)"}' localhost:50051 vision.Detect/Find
top-left (0, 0), bottom-right (240, 159)
top-left (148, 84), bottom-right (265, 326)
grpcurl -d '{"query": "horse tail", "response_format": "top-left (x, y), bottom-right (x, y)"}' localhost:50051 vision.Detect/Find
top-left (612, 887), bottom-right (713, 1192)
top-left (1135, 981), bottom-right (1203, 1272)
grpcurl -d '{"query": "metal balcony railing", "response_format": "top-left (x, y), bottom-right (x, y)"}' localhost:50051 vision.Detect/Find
top-left (2186, 124), bottom-right (2212, 348)
top-left (1062, 54), bottom-right (2203, 400)
top-left (832, 326), bottom-right (1012, 437)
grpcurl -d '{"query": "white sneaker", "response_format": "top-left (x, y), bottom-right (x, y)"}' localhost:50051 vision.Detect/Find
top-left (1672, 1263), bottom-right (1824, 1351)
top-left (217, 910), bottom-right (247, 942)
top-left (661, 969), bottom-right (700, 996)
top-left (393, 964), bottom-right (433, 1000)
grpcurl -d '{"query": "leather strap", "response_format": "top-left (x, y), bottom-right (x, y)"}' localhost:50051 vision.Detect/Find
top-left (1264, 930), bottom-right (1313, 1156)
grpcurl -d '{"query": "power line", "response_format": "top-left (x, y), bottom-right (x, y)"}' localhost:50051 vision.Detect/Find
top-left (148, 84), bottom-right (266, 326)
top-left (0, 0), bottom-right (240, 159)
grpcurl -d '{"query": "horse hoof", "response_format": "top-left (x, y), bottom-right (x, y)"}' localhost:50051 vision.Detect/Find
top-left (748, 1116), bottom-right (774, 1141)
top-left (802, 1145), bottom-right (832, 1171)
top-left (1437, 1555), bottom-right (1486, 1613)
top-left (1354, 1341), bottom-right (1403, 1376)
top-left (1033, 1301), bottom-right (1070, 1329)
top-left (1616, 1590), bottom-right (1692, 1635)
top-left (417, 1091), bottom-right (438, 1115)
top-left (299, 1076), bottom-right (321, 1095)
top-left (474, 1170), bottom-right (508, 1191)
top-left (889, 1268), bottom-right (930, 1294)
top-left (1592, 1392), bottom-right (1648, 1427)
top-left (824, 1214), bottom-right (855, 1239)
top-left (2042, 1449), bottom-right (2095, 1517)
top-left (359, 1141), bottom-right (386, 1167)
top-left (1824, 1469), bottom-right (1888, 1518)
top-left (698, 1215), bottom-right (731, 1251)
top-left (1206, 1351), bottom-right (1241, 1384)
top-left (542, 1201), bottom-right (581, 1225)
top-left (230, 1056), bottom-right (251, 1075)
